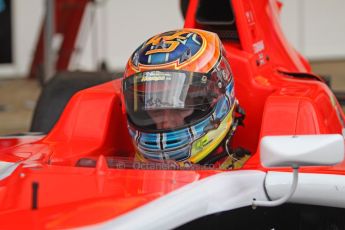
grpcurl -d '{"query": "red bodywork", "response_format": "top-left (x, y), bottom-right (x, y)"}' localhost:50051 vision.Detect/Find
top-left (1, 0), bottom-right (345, 228)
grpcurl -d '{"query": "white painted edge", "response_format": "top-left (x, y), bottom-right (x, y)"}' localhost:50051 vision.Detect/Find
top-left (83, 170), bottom-right (267, 230)
top-left (0, 161), bottom-right (20, 180)
top-left (265, 171), bottom-right (345, 208)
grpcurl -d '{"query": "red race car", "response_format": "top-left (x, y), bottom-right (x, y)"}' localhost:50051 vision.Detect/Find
top-left (1, 0), bottom-right (345, 229)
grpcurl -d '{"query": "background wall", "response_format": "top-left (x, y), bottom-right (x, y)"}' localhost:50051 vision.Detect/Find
top-left (72, 0), bottom-right (184, 71)
top-left (0, 0), bottom-right (344, 78)
top-left (0, 0), bottom-right (43, 77)
top-left (279, 0), bottom-right (345, 91)
top-left (0, 0), bottom-right (184, 78)
top-left (280, 0), bottom-right (345, 60)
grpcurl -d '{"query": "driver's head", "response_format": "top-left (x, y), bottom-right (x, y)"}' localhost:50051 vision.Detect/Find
top-left (147, 109), bottom-right (193, 130)
top-left (122, 29), bottom-right (236, 164)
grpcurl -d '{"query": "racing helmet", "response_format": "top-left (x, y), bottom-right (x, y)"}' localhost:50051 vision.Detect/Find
top-left (122, 29), bottom-right (237, 165)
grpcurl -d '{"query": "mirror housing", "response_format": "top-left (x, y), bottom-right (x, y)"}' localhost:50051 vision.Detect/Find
top-left (253, 134), bottom-right (344, 208)
top-left (260, 134), bottom-right (344, 168)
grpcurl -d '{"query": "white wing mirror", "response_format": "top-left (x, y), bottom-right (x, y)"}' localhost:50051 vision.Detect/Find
top-left (261, 134), bottom-right (344, 168)
top-left (253, 134), bottom-right (344, 208)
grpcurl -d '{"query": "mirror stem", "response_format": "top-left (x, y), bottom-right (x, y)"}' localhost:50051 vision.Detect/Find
top-left (252, 166), bottom-right (299, 208)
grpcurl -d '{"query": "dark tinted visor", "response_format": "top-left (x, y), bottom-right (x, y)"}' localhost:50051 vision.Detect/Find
top-left (123, 70), bottom-right (223, 131)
